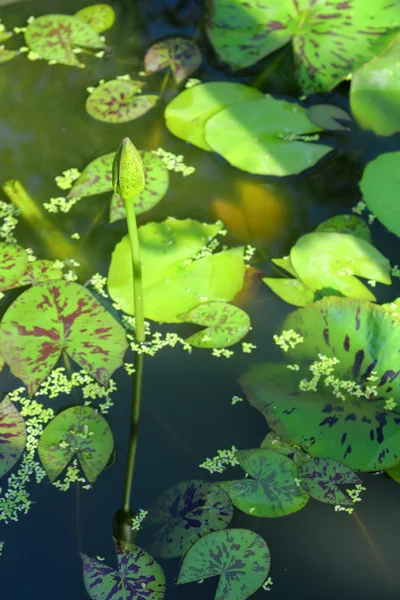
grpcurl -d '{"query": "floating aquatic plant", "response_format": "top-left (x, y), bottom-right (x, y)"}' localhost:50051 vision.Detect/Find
top-left (144, 36), bottom-right (201, 83)
top-left (86, 78), bottom-right (158, 123)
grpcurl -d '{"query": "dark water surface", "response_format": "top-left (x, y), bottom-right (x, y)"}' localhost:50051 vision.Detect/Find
top-left (0, 0), bottom-right (399, 598)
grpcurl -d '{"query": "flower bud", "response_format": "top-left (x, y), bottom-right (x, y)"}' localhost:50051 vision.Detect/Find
top-left (112, 137), bottom-right (145, 200)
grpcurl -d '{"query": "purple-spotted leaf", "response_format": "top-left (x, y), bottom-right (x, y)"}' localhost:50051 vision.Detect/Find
top-left (68, 152), bottom-right (114, 200)
top-left (0, 398), bottom-right (26, 479)
top-left (4, 260), bottom-right (63, 290)
top-left (0, 242), bottom-right (29, 290)
top-left (181, 302), bottom-right (251, 348)
top-left (0, 47), bottom-right (18, 64)
top-left (177, 528), bottom-right (270, 600)
top-left (38, 405), bottom-right (113, 482)
top-left (146, 480), bottom-right (233, 559)
top-left (315, 214), bottom-right (372, 242)
top-left (298, 457), bottom-right (362, 505)
top-left (307, 105), bottom-right (352, 131)
top-left (24, 15), bottom-right (105, 67)
top-left (75, 4), bottom-right (115, 33)
top-left (86, 79), bottom-right (158, 123)
top-left (82, 539), bottom-right (165, 600)
top-left (219, 448), bottom-right (309, 517)
top-left (144, 37), bottom-right (201, 84)
top-left (260, 432), bottom-right (308, 467)
top-left (0, 280), bottom-right (128, 395)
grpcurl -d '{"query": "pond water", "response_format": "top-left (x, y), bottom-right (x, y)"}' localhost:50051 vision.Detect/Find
top-left (0, 0), bottom-right (400, 598)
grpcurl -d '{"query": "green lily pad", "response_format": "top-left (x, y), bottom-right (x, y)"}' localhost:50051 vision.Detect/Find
top-left (0, 398), bottom-right (26, 479)
top-left (351, 33), bottom-right (400, 136)
top-left (86, 79), bottom-right (158, 123)
top-left (0, 47), bottom-right (18, 64)
top-left (165, 82), bottom-right (263, 151)
top-left (290, 232), bottom-right (391, 301)
top-left (206, 0), bottom-right (400, 94)
top-left (144, 37), bottom-right (201, 83)
top-left (4, 260), bottom-right (63, 290)
top-left (24, 14), bottom-right (105, 67)
top-left (307, 105), bottom-right (352, 131)
top-left (260, 432), bottom-right (308, 467)
top-left (298, 458), bottom-right (362, 505)
top-left (0, 31), bottom-right (13, 44)
top-left (315, 215), bottom-right (372, 242)
top-left (68, 152), bottom-right (114, 199)
top-left (0, 280), bottom-right (128, 395)
top-left (271, 256), bottom-right (297, 277)
top-left (38, 405), bottom-right (113, 482)
top-left (107, 218), bottom-right (246, 322)
top-left (386, 462), bottom-right (400, 483)
top-left (181, 302), bottom-right (251, 348)
top-left (75, 4), bottom-right (115, 33)
top-left (205, 96), bottom-right (331, 176)
top-left (0, 243), bottom-right (29, 290)
top-left (82, 539), bottom-right (165, 600)
top-left (146, 480), bottom-right (233, 558)
top-left (263, 277), bottom-right (314, 307)
top-left (219, 448), bottom-right (309, 517)
top-left (382, 298), bottom-right (400, 317)
top-left (360, 152), bottom-right (400, 239)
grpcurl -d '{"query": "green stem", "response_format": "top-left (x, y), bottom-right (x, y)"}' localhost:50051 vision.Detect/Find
top-left (124, 195), bottom-right (145, 343)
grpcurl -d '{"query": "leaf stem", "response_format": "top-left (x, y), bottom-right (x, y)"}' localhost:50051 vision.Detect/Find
top-left (124, 195), bottom-right (145, 343)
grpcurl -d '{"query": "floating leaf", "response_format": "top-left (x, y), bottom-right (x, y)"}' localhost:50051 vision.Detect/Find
top-left (147, 480), bottom-right (233, 558)
top-left (145, 37), bottom-right (201, 83)
top-left (165, 82), bottom-right (263, 151)
top-left (260, 432), bottom-right (308, 467)
top-left (290, 232), bottom-right (391, 301)
top-left (0, 31), bottom-right (13, 43)
top-left (0, 242), bottom-right (29, 290)
top-left (86, 79), bottom-right (158, 123)
top-left (82, 539), bottom-right (165, 600)
top-left (315, 214), bottom-right (372, 242)
top-left (360, 152), bottom-right (400, 239)
top-left (0, 47), bottom-right (18, 64)
top-left (38, 406), bottom-right (113, 482)
top-left (271, 256), bottom-right (296, 277)
top-left (206, 0), bottom-right (400, 93)
top-left (4, 260), bottom-right (63, 290)
top-left (181, 302), bottom-right (251, 348)
top-left (177, 528), bottom-right (270, 600)
top-left (24, 14), bottom-right (105, 67)
top-left (351, 33), bottom-right (400, 136)
top-left (307, 105), bottom-right (352, 131)
top-left (219, 448), bottom-right (309, 517)
top-left (108, 218), bottom-right (246, 322)
top-left (262, 277), bottom-right (314, 307)
top-left (0, 280), bottom-right (128, 394)
top-left (0, 398), bottom-right (26, 479)
top-left (75, 4), bottom-right (115, 33)
top-left (386, 462), bottom-right (400, 483)
top-left (205, 96), bottom-right (331, 176)
top-left (68, 152), bottom-right (114, 200)
top-left (298, 457), bottom-right (362, 505)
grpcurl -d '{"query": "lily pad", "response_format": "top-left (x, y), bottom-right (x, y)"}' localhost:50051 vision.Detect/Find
top-left (165, 82), bottom-right (263, 151)
top-left (144, 37), bottom-right (201, 83)
top-left (177, 528), bottom-right (270, 600)
top-left (181, 302), bottom-right (251, 348)
top-left (271, 256), bottom-right (296, 277)
top-left (307, 105), bottom-right (352, 131)
top-left (68, 152), bottom-right (114, 200)
top-left (75, 4), bottom-right (115, 33)
top-left (360, 152), bottom-right (400, 239)
top-left (108, 218), bottom-right (246, 322)
top-left (4, 260), bottom-right (63, 290)
top-left (298, 457), bottom-right (362, 505)
top-left (205, 96), bottom-right (331, 176)
top-left (24, 14), bottom-right (105, 67)
top-left (290, 232), bottom-right (391, 301)
top-left (38, 405), bottom-right (113, 482)
top-left (386, 462), bottom-right (400, 483)
top-left (206, 0), bottom-right (400, 94)
top-left (260, 432), bottom-right (308, 467)
top-left (262, 277), bottom-right (314, 307)
top-left (351, 33), bottom-right (400, 136)
top-left (0, 242), bottom-right (29, 290)
top-left (82, 539), bottom-right (165, 600)
top-left (86, 79), bottom-right (158, 123)
top-left (0, 47), bottom-right (18, 64)
top-left (0, 280), bottom-right (128, 395)
top-left (0, 398), bottom-right (26, 479)
top-left (146, 480), bottom-right (233, 558)
top-left (219, 448), bottom-right (309, 517)
top-left (315, 215), bottom-right (372, 242)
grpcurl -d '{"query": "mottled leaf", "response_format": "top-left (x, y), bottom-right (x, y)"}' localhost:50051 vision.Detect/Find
top-left (68, 153), bottom-right (114, 200)
top-left (0, 242), bottom-right (29, 290)
top-left (307, 105), bottom-right (352, 131)
top-left (298, 457), bottom-right (362, 505)
top-left (24, 14), bottom-right (105, 67)
top-left (4, 260), bottom-right (63, 290)
top-left (263, 277), bottom-right (314, 307)
top-left (147, 480), bottom-right (233, 558)
top-left (75, 4), bottom-right (115, 33)
top-left (38, 405), bottom-right (113, 482)
top-left (260, 432), bottom-right (308, 467)
top-left (181, 302), bottom-right (251, 348)
top-left (177, 528), bottom-right (270, 600)
top-left (145, 36), bottom-right (201, 83)
top-left (0, 398), bottom-right (26, 479)
top-left (219, 448), bottom-right (309, 517)
top-left (86, 79), bottom-right (158, 123)
top-left (0, 280), bottom-right (128, 394)
top-left (315, 214), bottom-right (372, 242)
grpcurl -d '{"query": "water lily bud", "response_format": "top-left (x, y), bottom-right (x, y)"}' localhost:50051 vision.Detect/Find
top-left (112, 137), bottom-right (145, 200)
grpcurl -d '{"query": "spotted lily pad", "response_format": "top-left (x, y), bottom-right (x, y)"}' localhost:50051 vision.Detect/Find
top-left (82, 539), bottom-right (165, 600)
top-left (260, 432), bottom-right (308, 467)
top-left (0, 280), bottom-right (128, 395)
top-left (206, 0), bottom-right (400, 94)
top-left (165, 82), bottom-right (263, 151)
top-left (75, 4), bottom-right (115, 33)
top-left (145, 37), bottom-right (201, 83)
top-left (298, 457), bottom-right (362, 505)
top-left (0, 243), bottom-right (29, 290)
top-left (219, 448), bottom-right (309, 517)
top-left (177, 528), bottom-right (270, 600)
top-left (307, 105), bottom-right (352, 131)
top-left (315, 214), bottom-right (372, 242)
top-left (181, 302), bottom-right (251, 348)
top-left (205, 96), bottom-right (331, 176)
top-left (38, 405), bottom-right (113, 482)
top-left (4, 260), bottom-right (63, 290)
top-left (0, 398), bottom-right (26, 479)
top-left (146, 480), bottom-right (233, 558)
top-left (24, 15), bottom-right (105, 67)
top-left (86, 79), bottom-right (158, 123)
